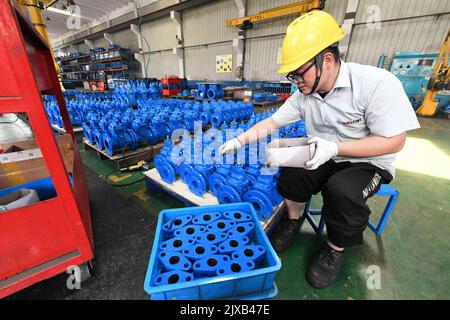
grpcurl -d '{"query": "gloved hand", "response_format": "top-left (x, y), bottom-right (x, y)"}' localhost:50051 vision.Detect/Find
top-left (219, 137), bottom-right (243, 155)
top-left (305, 137), bottom-right (338, 170)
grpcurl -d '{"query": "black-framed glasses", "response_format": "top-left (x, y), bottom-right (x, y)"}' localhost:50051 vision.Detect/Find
top-left (286, 61), bottom-right (316, 84)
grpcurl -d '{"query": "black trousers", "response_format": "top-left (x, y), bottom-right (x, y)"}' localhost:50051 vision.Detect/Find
top-left (277, 160), bottom-right (393, 247)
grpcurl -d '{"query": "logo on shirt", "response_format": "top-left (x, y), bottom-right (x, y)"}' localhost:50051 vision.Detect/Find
top-left (339, 118), bottom-right (363, 126)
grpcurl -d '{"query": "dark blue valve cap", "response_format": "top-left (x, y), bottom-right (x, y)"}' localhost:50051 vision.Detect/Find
top-left (160, 236), bottom-right (195, 252)
top-left (223, 210), bottom-right (252, 223)
top-left (217, 235), bottom-right (250, 255)
top-left (231, 245), bottom-right (266, 264)
top-left (195, 231), bottom-right (228, 245)
top-left (163, 215), bottom-right (193, 233)
top-left (226, 222), bottom-right (256, 238)
top-left (174, 224), bottom-right (207, 238)
top-left (182, 243), bottom-right (218, 261)
top-left (159, 251), bottom-right (192, 271)
top-left (192, 212), bottom-right (221, 225)
top-left (206, 219), bottom-right (236, 233)
top-left (193, 254), bottom-right (230, 277)
top-left (153, 270), bottom-right (194, 287)
top-left (216, 259), bottom-right (255, 276)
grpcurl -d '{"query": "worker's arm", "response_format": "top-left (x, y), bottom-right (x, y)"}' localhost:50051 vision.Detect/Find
top-left (219, 117), bottom-right (282, 155)
top-left (305, 133), bottom-right (407, 170)
top-left (337, 133), bottom-right (407, 157)
top-left (237, 116), bottom-right (282, 145)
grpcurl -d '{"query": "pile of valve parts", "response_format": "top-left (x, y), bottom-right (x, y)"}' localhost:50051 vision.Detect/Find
top-left (154, 109), bottom-right (306, 221)
top-left (154, 208), bottom-right (265, 287)
top-left (43, 91), bottom-right (255, 156)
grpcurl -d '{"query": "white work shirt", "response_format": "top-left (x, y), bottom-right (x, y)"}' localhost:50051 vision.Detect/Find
top-left (272, 61), bottom-right (421, 177)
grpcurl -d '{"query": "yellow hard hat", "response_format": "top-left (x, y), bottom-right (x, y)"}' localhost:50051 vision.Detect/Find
top-left (277, 10), bottom-right (345, 74)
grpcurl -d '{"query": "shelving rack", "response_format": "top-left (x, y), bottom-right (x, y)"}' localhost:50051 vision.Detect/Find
top-left (56, 47), bottom-right (132, 90)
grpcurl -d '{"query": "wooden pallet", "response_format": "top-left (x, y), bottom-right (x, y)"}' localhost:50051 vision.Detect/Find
top-left (252, 98), bottom-right (285, 108)
top-left (83, 138), bottom-right (163, 169)
top-left (143, 168), bottom-right (285, 234)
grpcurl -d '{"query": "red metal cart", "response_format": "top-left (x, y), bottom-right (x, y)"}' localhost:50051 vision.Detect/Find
top-left (0, 1), bottom-right (94, 298)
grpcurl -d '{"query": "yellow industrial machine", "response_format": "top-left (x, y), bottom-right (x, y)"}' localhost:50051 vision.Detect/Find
top-left (416, 30), bottom-right (450, 117)
top-left (15, 0), bottom-right (65, 89)
top-left (227, 0), bottom-right (324, 29)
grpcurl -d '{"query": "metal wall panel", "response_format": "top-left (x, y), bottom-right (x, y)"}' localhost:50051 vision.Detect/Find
top-left (243, 0), bottom-right (349, 81)
top-left (184, 42), bottom-right (234, 81)
top-left (140, 16), bottom-right (178, 52)
top-left (355, 0), bottom-right (450, 23)
top-left (347, 0), bottom-right (450, 68)
top-left (147, 51), bottom-right (179, 79)
top-left (183, 0), bottom-right (237, 46)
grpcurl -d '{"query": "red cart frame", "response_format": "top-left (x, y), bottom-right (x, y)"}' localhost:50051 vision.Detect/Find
top-left (0, 1), bottom-right (94, 298)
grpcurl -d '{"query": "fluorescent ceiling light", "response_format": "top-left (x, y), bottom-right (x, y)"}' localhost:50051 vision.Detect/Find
top-left (46, 7), bottom-right (89, 20)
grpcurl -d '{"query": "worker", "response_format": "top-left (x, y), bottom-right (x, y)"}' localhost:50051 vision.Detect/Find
top-left (219, 10), bottom-right (420, 289)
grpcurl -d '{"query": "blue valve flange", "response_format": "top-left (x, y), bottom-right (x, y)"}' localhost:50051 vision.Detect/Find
top-left (206, 219), bottom-right (236, 233)
top-left (217, 235), bottom-right (250, 255)
top-left (222, 210), bottom-right (252, 223)
top-left (187, 170), bottom-right (207, 197)
top-left (160, 236), bottom-right (195, 252)
top-left (163, 215), bottom-right (193, 233)
top-left (226, 222), bottom-right (255, 238)
top-left (179, 163), bottom-right (193, 183)
top-left (218, 185), bottom-right (242, 204)
top-left (216, 259), bottom-right (255, 276)
top-left (231, 245), bottom-right (266, 264)
top-left (174, 224), bottom-right (207, 238)
top-left (242, 189), bottom-right (273, 221)
top-left (195, 232), bottom-right (228, 245)
top-left (182, 243), bottom-right (218, 261)
top-left (159, 251), bottom-right (192, 271)
top-left (192, 212), bottom-right (221, 225)
top-left (153, 270), bottom-right (194, 287)
top-left (156, 160), bottom-right (176, 184)
top-left (207, 173), bottom-right (227, 196)
top-left (193, 254), bottom-right (230, 277)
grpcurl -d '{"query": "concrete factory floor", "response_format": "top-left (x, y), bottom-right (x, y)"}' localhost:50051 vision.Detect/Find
top-left (4, 113), bottom-right (450, 300)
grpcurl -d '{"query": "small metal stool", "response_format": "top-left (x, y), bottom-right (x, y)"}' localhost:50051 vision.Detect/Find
top-left (302, 184), bottom-right (400, 236)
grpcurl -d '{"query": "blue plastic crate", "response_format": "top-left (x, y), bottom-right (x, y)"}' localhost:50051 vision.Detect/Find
top-left (144, 203), bottom-right (281, 300)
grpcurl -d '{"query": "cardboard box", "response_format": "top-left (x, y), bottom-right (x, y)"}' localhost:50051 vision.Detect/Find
top-left (0, 135), bottom-right (74, 189)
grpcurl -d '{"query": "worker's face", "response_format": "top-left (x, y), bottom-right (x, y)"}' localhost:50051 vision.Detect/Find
top-left (289, 59), bottom-right (318, 95)
top-left (288, 53), bottom-right (335, 95)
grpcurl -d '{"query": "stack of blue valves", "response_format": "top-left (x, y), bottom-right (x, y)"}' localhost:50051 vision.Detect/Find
top-left (154, 208), bottom-right (267, 287)
top-left (114, 80), bottom-right (161, 105)
top-left (44, 95), bottom-right (82, 128)
top-left (154, 109), bottom-right (306, 221)
top-left (44, 91), bottom-right (256, 157)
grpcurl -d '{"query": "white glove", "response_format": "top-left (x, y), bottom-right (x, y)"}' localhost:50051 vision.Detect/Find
top-left (219, 137), bottom-right (243, 155)
top-left (305, 137), bottom-right (338, 170)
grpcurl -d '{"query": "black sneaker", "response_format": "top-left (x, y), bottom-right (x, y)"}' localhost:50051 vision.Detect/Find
top-left (306, 242), bottom-right (345, 289)
top-left (269, 218), bottom-right (301, 252)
